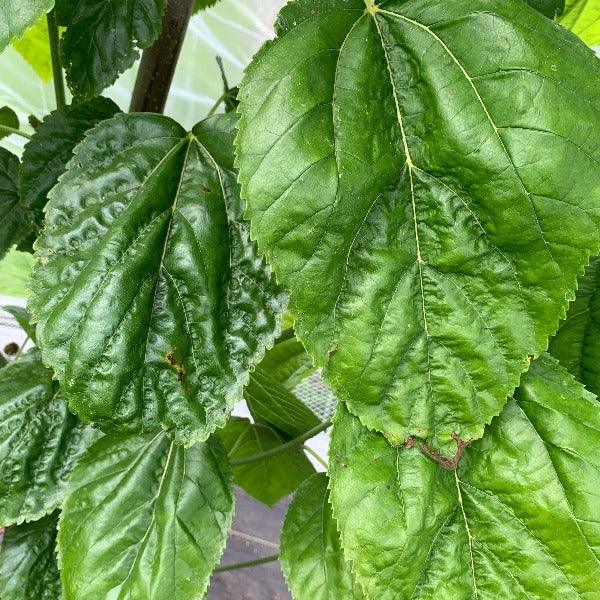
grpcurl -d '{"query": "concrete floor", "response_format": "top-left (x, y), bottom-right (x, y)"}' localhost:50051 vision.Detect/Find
top-left (209, 488), bottom-right (291, 600)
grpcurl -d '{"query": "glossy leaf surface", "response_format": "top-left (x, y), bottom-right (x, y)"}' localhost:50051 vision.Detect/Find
top-left (30, 112), bottom-right (285, 444)
top-left (237, 0), bottom-right (600, 452)
top-left (0, 0), bottom-right (54, 52)
top-left (58, 431), bottom-right (234, 600)
top-left (20, 97), bottom-right (120, 232)
top-left (0, 348), bottom-right (97, 525)
top-left (60, 0), bottom-right (167, 98)
top-left (281, 473), bottom-right (364, 600)
top-left (329, 354), bottom-right (600, 599)
top-left (0, 512), bottom-right (61, 600)
top-left (245, 368), bottom-right (320, 439)
top-left (549, 256), bottom-right (600, 396)
top-left (0, 147), bottom-right (28, 260)
top-left (221, 417), bottom-right (314, 507)
top-left (559, 0), bottom-right (600, 45)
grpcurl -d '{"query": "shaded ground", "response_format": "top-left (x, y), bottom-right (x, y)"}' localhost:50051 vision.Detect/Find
top-left (208, 488), bottom-right (291, 600)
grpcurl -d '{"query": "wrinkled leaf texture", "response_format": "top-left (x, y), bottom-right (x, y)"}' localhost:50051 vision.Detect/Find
top-left (20, 97), bottom-right (120, 233)
top-left (0, 148), bottom-right (29, 260)
top-left (0, 512), bottom-right (61, 600)
top-left (236, 0), bottom-right (600, 453)
top-left (30, 112), bottom-right (285, 445)
top-left (329, 354), bottom-right (600, 599)
top-left (0, 349), bottom-right (99, 525)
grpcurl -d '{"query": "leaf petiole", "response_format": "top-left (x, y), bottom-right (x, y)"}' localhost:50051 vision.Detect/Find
top-left (214, 554), bottom-right (279, 573)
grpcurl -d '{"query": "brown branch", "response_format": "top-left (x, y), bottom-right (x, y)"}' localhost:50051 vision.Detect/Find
top-left (129, 0), bottom-right (195, 113)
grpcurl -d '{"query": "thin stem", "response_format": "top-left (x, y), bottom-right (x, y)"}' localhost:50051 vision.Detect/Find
top-left (0, 125), bottom-right (32, 140)
top-left (47, 9), bottom-right (66, 110)
top-left (302, 444), bottom-right (328, 469)
top-left (206, 93), bottom-right (226, 117)
top-left (215, 554), bottom-right (279, 573)
top-left (15, 335), bottom-right (30, 360)
top-left (230, 420), bottom-right (332, 467)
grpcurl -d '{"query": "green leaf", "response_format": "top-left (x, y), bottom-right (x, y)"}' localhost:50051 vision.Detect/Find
top-left (2, 304), bottom-right (36, 341)
top-left (236, 0), bottom-right (600, 454)
top-left (549, 256), bottom-right (600, 396)
top-left (0, 512), bottom-right (61, 600)
top-left (559, 0), bottom-right (600, 46)
top-left (0, 106), bottom-right (19, 140)
top-left (0, 0), bottom-right (54, 53)
top-left (525, 0), bottom-right (565, 18)
top-left (280, 473), bottom-right (364, 600)
top-left (29, 112), bottom-right (285, 445)
top-left (0, 348), bottom-right (100, 525)
top-left (193, 0), bottom-right (221, 13)
top-left (0, 248), bottom-right (34, 298)
top-left (20, 97), bottom-right (120, 233)
top-left (220, 417), bottom-right (314, 507)
top-left (259, 336), bottom-right (316, 390)
top-left (60, 0), bottom-right (167, 98)
top-left (0, 148), bottom-right (31, 261)
top-left (329, 354), bottom-right (600, 599)
top-left (58, 431), bottom-right (234, 600)
top-left (245, 368), bottom-right (320, 439)
top-left (12, 16), bottom-right (53, 82)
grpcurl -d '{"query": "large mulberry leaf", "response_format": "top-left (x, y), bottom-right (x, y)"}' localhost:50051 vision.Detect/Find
top-left (328, 354), bottom-right (600, 599)
top-left (236, 0), bottom-right (600, 453)
top-left (29, 112), bottom-right (285, 444)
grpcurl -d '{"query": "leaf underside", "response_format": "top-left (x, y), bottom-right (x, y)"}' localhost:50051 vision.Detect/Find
top-left (559, 0), bottom-right (600, 46)
top-left (220, 416), bottom-right (314, 506)
top-left (29, 112), bottom-right (285, 445)
top-left (58, 431), bottom-right (234, 600)
top-left (0, 512), bottom-right (61, 600)
top-left (236, 0), bottom-right (600, 453)
top-left (280, 473), bottom-right (364, 600)
top-left (60, 0), bottom-right (167, 98)
top-left (549, 256), bottom-right (600, 396)
top-left (329, 354), bottom-right (600, 599)
top-left (0, 349), bottom-right (99, 525)
top-left (20, 97), bottom-right (120, 233)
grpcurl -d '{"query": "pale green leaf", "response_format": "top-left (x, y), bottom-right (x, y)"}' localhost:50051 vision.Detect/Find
top-left (0, 0), bottom-right (54, 53)
top-left (0, 512), bottom-right (61, 600)
top-left (259, 336), bottom-right (315, 390)
top-left (20, 97), bottom-right (120, 233)
top-left (29, 112), bottom-right (285, 444)
top-left (60, 0), bottom-right (166, 98)
top-left (2, 304), bottom-right (36, 341)
top-left (559, 0), bottom-right (600, 46)
top-left (237, 0), bottom-right (600, 453)
top-left (58, 431), bottom-right (234, 600)
top-left (12, 16), bottom-right (53, 82)
top-left (329, 354), bottom-right (600, 599)
top-left (221, 417), bottom-right (314, 507)
top-left (549, 256), bottom-right (600, 395)
top-left (0, 349), bottom-right (99, 525)
top-left (0, 248), bottom-right (34, 298)
top-left (245, 368), bottom-right (320, 439)
top-left (281, 473), bottom-right (364, 600)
